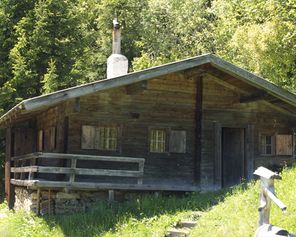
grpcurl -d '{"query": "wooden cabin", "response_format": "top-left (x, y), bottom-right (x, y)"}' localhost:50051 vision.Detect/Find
top-left (1, 54), bottom-right (295, 213)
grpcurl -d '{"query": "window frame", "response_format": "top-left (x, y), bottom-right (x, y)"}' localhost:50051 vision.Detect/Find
top-left (149, 128), bottom-right (168, 153)
top-left (260, 132), bottom-right (294, 157)
top-left (81, 124), bottom-right (120, 151)
top-left (260, 134), bottom-right (274, 156)
top-left (95, 126), bottom-right (118, 151)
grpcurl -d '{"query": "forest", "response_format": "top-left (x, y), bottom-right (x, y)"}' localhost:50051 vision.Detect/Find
top-left (0, 0), bottom-right (295, 115)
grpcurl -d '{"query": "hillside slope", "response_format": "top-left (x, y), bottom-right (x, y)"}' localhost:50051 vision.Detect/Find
top-left (191, 166), bottom-right (296, 237)
top-left (0, 166), bottom-right (295, 237)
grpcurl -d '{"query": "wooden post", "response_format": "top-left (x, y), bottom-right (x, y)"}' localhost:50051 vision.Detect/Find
top-left (254, 167), bottom-right (286, 226)
top-left (137, 161), bottom-right (144, 184)
top-left (195, 76), bottom-right (203, 184)
top-left (108, 190), bottom-right (114, 203)
top-left (214, 122), bottom-right (222, 189)
top-left (246, 124), bottom-right (254, 180)
top-left (69, 159), bottom-right (77, 183)
top-left (253, 167), bottom-right (296, 237)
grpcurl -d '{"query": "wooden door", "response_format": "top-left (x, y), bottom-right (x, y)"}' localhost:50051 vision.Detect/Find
top-left (222, 128), bottom-right (245, 188)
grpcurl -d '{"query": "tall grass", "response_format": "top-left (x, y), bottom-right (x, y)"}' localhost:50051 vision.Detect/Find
top-left (191, 166), bottom-right (296, 237)
top-left (0, 190), bottom-right (227, 237)
top-left (0, 166), bottom-right (295, 237)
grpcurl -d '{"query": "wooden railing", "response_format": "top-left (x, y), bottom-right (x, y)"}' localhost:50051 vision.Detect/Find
top-left (11, 152), bottom-right (145, 186)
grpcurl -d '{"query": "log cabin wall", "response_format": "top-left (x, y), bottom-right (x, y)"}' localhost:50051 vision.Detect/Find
top-left (201, 75), bottom-right (295, 190)
top-left (35, 104), bottom-right (67, 180)
top-left (65, 72), bottom-right (197, 184)
top-left (36, 104), bottom-right (66, 153)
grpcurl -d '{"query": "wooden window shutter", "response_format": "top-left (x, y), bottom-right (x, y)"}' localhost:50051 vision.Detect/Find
top-left (49, 126), bottom-right (56, 151)
top-left (276, 134), bottom-right (293, 156)
top-left (169, 130), bottom-right (186, 153)
top-left (81, 125), bottom-right (96, 149)
top-left (38, 130), bottom-right (43, 152)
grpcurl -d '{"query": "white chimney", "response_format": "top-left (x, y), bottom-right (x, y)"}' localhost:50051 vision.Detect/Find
top-left (107, 18), bottom-right (128, 79)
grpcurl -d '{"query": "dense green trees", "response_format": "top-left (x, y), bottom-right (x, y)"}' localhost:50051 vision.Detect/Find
top-left (213, 0), bottom-right (296, 92)
top-left (0, 0), bottom-right (295, 114)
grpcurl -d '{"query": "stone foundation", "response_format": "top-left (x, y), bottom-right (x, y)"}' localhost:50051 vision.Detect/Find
top-left (14, 187), bottom-right (110, 215)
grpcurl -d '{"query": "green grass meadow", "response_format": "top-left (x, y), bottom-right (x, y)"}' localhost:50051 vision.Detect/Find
top-left (0, 166), bottom-right (295, 237)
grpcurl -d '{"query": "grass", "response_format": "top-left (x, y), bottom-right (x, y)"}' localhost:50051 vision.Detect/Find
top-left (0, 166), bottom-right (295, 237)
top-left (191, 166), bottom-right (296, 237)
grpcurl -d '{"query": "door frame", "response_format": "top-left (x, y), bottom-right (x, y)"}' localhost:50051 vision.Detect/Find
top-left (213, 123), bottom-right (254, 189)
top-left (221, 127), bottom-right (245, 188)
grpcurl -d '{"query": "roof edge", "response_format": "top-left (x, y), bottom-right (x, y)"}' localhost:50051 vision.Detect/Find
top-left (208, 54), bottom-right (296, 107)
top-left (1, 53), bottom-right (296, 127)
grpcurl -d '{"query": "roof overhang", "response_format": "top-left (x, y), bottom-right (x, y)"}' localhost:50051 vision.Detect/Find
top-left (1, 54), bottom-right (296, 127)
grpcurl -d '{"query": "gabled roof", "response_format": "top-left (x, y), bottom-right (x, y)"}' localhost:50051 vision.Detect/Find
top-left (1, 53), bottom-right (296, 127)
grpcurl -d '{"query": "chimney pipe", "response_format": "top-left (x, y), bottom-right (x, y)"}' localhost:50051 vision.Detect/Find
top-left (107, 18), bottom-right (128, 79)
top-left (112, 18), bottom-right (121, 54)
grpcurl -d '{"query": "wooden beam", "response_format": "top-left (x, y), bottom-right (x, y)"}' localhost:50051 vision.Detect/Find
top-left (214, 122), bottom-right (222, 189)
top-left (10, 179), bottom-right (200, 192)
top-left (262, 101), bottom-right (296, 118)
top-left (69, 159), bottom-right (77, 183)
top-left (20, 55), bottom-right (211, 112)
top-left (63, 116), bottom-right (69, 153)
top-left (195, 76), bottom-right (203, 184)
top-left (11, 166), bottom-right (144, 177)
top-left (205, 73), bottom-right (249, 95)
top-left (246, 124), bottom-right (255, 180)
top-left (5, 127), bottom-right (14, 209)
top-left (184, 67), bottom-right (206, 80)
top-left (209, 54), bottom-right (296, 108)
top-left (11, 166), bottom-right (38, 173)
top-left (11, 152), bottom-right (145, 164)
top-left (125, 81), bottom-right (147, 95)
top-left (240, 92), bottom-right (268, 103)
top-left (73, 97), bottom-right (80, 112)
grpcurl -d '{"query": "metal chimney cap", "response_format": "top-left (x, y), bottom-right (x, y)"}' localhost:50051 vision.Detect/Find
top-left (254, 166), bottom-right (282, 180)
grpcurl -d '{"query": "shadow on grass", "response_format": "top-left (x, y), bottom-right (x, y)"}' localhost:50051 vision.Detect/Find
top-left (42, 183), bottom-right (251, 237)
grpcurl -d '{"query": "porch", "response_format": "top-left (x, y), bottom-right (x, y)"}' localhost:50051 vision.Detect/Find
top-left (10, 152), bottom-right (199, 192)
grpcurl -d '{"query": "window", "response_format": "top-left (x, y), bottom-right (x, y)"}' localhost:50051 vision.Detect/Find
top-left (81, 125), bottom-right (118, 151)
top-left (260, 134), bottom-right (293, 156)
top-left (261, 135), bottom-right (273, 155)
top-left (97, 127), bottom-right (117, 150)
top-left (149, 129), bottom-right (187, 154)
top-left (150, 129), bottom-right (166, 153)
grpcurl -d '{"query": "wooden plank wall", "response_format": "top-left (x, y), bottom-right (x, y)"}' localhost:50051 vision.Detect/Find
top-left (9, 68), bottom-right (295, 189)
top-left (35, 104), bottom-right (67, 180)
top-left (201, 75), bottom-right (295, 190)
top-left (36, 105), bottom-right (66, 153)
top-left (65, 72), bottom-right (197, 184)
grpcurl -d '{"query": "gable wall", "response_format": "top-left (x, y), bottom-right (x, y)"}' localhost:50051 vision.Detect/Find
top-left (65, 73), bottom-right (198, 184)
top-left (201, 75), bottom-right (295, 190)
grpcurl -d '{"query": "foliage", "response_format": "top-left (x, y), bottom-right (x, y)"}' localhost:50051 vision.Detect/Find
top-left (213, 0), bottom-right (296, 92)
top-left (133, 0), bottom-right (216, 70)
top-left (0, 0), bottom-right (295, 113)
